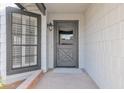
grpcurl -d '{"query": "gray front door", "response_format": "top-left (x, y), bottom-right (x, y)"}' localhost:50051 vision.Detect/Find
top-left (54, 20), bottom-right (78, 68)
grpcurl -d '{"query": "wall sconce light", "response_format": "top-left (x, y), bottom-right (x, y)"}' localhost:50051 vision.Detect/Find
top-left (47, 22), bottom-right (54, 31)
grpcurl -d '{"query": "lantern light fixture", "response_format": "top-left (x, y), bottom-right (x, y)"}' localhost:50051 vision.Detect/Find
top-left (47, 22), bottom-right (54, 31)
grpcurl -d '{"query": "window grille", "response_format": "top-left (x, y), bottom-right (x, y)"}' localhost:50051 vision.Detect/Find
top-left (6, 7), bottom-right (41, 75)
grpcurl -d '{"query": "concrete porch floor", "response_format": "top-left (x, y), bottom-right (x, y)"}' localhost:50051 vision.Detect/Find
top-left (35, 68), bottom-right (99, 89)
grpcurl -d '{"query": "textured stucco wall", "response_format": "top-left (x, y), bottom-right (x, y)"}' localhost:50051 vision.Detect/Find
top-left (0, 3), bottom-right (8, 81)
top-left (84, 4), bottom-right (124, 88)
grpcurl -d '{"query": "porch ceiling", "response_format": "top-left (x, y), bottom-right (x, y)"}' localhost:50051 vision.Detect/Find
top-left (45, 3), bottom-right (90, 13)
top-left (18, 3), bottom-right (46, 15)
top-left (21, 3), bottom-right (39, 11)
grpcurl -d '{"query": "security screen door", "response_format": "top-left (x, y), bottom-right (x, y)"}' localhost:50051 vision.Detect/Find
top-left (54, 21), bottom-right (78, 68)
top-left (6, 7), bottom-right (41, 75)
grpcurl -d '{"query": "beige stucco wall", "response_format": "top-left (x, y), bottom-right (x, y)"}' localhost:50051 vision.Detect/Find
top-left (47, 13), bottom-right (85, 69)
top-left (0, 4), bottom-right (7, 79)
top-left (84, 4), bottom-right (124, 88)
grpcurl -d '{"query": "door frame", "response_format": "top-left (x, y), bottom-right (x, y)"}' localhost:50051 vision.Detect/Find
top-left (53, 20), bottom-right (79, 68)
